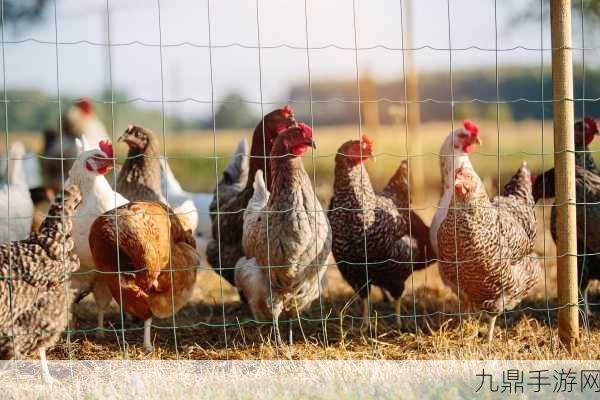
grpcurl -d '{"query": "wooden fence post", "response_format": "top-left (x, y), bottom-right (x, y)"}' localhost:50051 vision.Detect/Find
top-left (550, 0), bottom-right (579, 348)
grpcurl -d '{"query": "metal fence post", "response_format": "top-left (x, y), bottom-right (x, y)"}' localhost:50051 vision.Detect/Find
top-left (550, 0), bottom-right (579, 348)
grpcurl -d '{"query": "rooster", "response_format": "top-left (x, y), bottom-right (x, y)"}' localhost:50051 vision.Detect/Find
top-left (328, 135), bottom-right (432, 330)
top-left (0, 142), bottom-right (34, 243)
top-left (159, 137), bottom-right (249, 258)
top-left (237, 123), bottom-right (331, 343)
top-left (65, 139), bottom-right (128, 335)
top-left (42, 99), bottom-right (109, 192)
top-left (207, 106), bottom-right (297, 290)
top-left (532, 117), bottom-right (600, 316)
top-left (437, 162), bottom-right (540, 343)
top-left (116, 125), bottom-right (198, 233)
top-left (430, 120), bottom-right (482, 257)
top-left (0, 185), bottom-right (81, 386)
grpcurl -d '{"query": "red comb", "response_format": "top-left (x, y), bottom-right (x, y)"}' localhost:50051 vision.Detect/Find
top-left (585, 116), bottom-right (598, 132)
top-left (463, 119), bottom-right (479, 136)
top-left (299, 122), bottom-right (313, 138)
top-left (282, 105), bottom-right (294, 117)
top-left (531, 174), bottom-right (538, 185)
top-left (99, 140), bottom-right (113, 158)
top-left (77, 98), bottom-right (93, 115)
top-left (361, 133), bottom-right (373, 147)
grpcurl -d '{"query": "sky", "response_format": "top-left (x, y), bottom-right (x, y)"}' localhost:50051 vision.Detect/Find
top-left (3, 0), bottom-right (596, 118)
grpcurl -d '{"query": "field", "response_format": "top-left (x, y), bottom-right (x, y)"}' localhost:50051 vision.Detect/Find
top-left (5, 120), bottom-right (600, 361)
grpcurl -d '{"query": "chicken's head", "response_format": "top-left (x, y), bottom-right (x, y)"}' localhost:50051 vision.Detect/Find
top-left (337, 134), bottom-right (374, 165)
top-left (264, 105), bottom-right (297, 136)
top-left (75, 98), bottom-right (94, 116)
top-left (118, 125), bottom-right (155, 153)
top-left (453, 164), bottom-right (482, 199)
top-left (575, 116), bottom-right (599, 146)
top-left (273, 122), bottom-right (316, 157)
top-left (83, 140), bottom-right (114, 176)
top-left (451, 120), bottom-right (482, 154)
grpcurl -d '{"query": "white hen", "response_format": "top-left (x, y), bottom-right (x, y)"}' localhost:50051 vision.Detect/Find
top-left (429, 120), bottom-right (482, 256)
top-left (0, 142), bottom-right (34, 243)
top-left (66, 138), bottom-right (128, 335)
top-left (160, 137), bottom-right (249, 256)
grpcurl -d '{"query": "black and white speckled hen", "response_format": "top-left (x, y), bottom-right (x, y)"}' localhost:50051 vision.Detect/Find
top-left (206, 106), bottom-right (297, 290)
top-left (0, 185), bottom-right (81, 385)
top-left (236, 123), bottom-right (331, 343)
top-left (328, 134), bottom-right (432, 329)
top-left (437, 162), bottom-right (541, 343)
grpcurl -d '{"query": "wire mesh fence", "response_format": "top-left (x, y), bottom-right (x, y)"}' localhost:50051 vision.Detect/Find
top-left (0, 0), bottom-right (598, 364)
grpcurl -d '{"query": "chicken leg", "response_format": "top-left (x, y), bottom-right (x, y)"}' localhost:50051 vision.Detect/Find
top-left (39, 348), bottom-right (54, 387)
top-left (360, 298), bottom-right (370, 333)
top-left (487, 315), bottom-right (497, 345)
top-left (143, 319), bottom-right (154, 353)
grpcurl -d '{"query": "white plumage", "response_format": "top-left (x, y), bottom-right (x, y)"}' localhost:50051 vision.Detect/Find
top-left (0, 142), bottom-right (34, 243)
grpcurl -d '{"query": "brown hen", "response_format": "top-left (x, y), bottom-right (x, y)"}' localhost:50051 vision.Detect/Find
top-left (89, 201), bottom-right (200, 353)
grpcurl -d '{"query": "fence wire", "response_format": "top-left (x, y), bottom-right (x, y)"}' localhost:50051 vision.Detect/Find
top-left (0, 0), bottom-right (597, 363)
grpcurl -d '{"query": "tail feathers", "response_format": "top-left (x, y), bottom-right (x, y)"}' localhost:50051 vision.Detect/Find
top-left (383, 160), bottom-right (410, 206)
top-left (502, 161), bottom-right (533, 204)
top-left (42, 185), bottom-right (82, 225)
top-left (223, 137), bottom-right (249, 185)
top-left (248, 169), bottom-right (269, 212)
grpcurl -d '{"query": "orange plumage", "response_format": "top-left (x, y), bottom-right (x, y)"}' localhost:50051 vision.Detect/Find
top-left (88, 201), bottom-right (199, 351)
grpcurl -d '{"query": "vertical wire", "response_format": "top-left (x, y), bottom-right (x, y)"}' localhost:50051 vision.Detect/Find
top-left (350, 0), bottom-right (375, 349)
top-left (446, 0), bottom-right (465, 352)
top-left (539, 0), bottom-right (555, 354)
top-left (0, 0), bottom-right (19, 383)
top-left (104, 0), bottom-right (128, 358)
top-left (206, 0), bottom-right (229, 357)
top-left (399, 0), bottom-right (420, 346)
top-left (254, 0), bottom-right (279, 353)
top-left (493, 0), bottom-right (509, 350)
top-left (579, 0), bottom-right (591, 338)
top-left (156, 0), bottom-right (180, 358)
top-left (51, 0), bottom-right (75, 381)
top-left (302, 0), bottom-right (328, 348)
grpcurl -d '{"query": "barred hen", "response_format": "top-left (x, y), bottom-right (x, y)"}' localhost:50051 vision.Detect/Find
top-left (0, 185), bottom-right (81, 385)
top-left (430, 120), bottom-right (482, 257)
top-left (117, 125), bottom-right (198, 233)
top-left (206, 106), bottom-right (296, 290)
top-left (328, 135), bottom-right (432, 329)
top-left (437, 162), bottom-right (541, 343)
top-left (89, 201), bottom-right (200, 353)
top-left (237, 124), bottom-right (331, 343)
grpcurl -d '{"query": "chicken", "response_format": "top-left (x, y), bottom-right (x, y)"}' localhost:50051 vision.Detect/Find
top-left (89, 201), bottom-right (200, 353)
top-left (65, 139), bottom-right (128, 335)
top-left (207, 137), bottom-right (250, 225)
top-left (116, 125), bottom-right (197, 235)
top-left (437, 162), bottom-right (541, 343)
top-left (206, 106), bottom-right (297, 290)
top-left (237, 123), bottom-right (331, 343)
top-left (328, 135), bottom-right (432, 330)
top-left (430, 120), bottom-right (482, 257)
top-left (574, 117), bottom-right (599, 174)
top-left (0, 142), bottom-right (34, 243)
top-left (534, 169), bottom-right (600, 317)
top-left (42, 99), bottom-right (109, 192)
top-left (160, 137), bottom-right (249, 257)
top-left (0, 185), bottom-right (81, 386)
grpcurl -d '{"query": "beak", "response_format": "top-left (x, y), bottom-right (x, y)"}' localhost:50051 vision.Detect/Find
top-left (306, 138), bottom-right (316, 149)
top-left (117, 133), bottom-right (126, 142)
top-left (474, 137), bottom-right (482, 146)
top-left (371, 154), bottom-right (377, 162)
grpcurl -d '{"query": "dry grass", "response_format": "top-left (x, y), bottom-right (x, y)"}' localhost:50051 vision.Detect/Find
top-left (5, 120), bottom-right (599, 361)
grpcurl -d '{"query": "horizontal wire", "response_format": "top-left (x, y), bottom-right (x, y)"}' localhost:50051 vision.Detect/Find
top-left (3, 37), bottom-right (599, 52)
top-left (2, 96), bottom-right (600, 106)
top-left (0, 300), bottom-right (585, 336)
